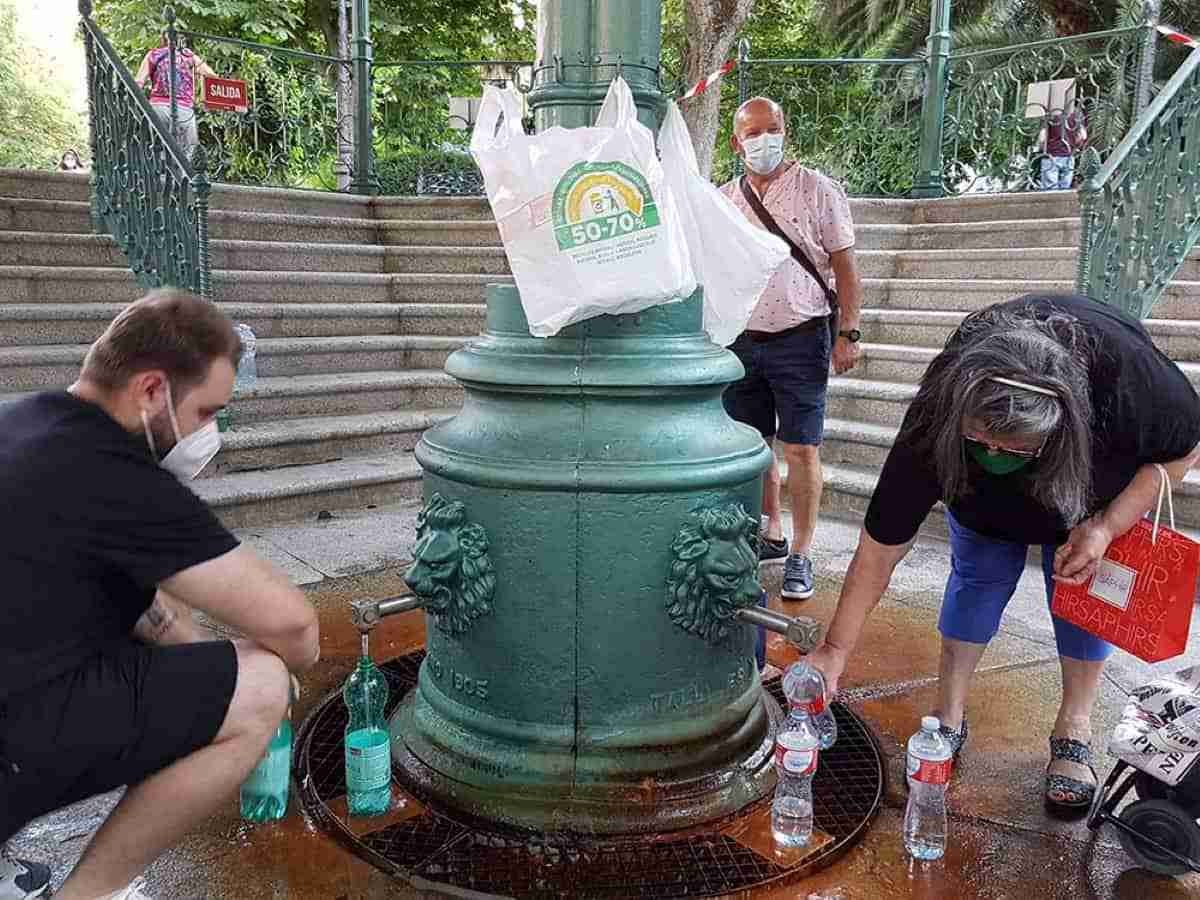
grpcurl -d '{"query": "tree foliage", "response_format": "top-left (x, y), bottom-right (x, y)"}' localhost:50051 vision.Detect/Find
top-left (0, 0), bottom-right (88, 169)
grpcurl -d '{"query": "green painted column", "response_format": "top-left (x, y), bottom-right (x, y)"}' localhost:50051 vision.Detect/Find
top-left (390, 0), bottom-right (783, 835)
top-left (912, 0), bottom-right (952, 198)
top-left (529, 0), bottom-right (665, 131)
top-left (348, 0), bottom-right (378, 194)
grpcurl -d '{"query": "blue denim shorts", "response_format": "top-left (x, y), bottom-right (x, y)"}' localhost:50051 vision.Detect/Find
top-left (940, 512), bottom-right (1113, 661)
top-left (723, 322), bottom-right (831, 446)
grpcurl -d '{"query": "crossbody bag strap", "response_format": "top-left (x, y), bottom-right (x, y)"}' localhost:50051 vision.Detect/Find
top-left (739, 175), bottom-right (836, 304)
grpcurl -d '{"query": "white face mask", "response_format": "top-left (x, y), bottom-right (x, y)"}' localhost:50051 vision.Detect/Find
top-left (741, 132), bottom-right (785, 175)
top-left (142, 381), bottom-right (221, 481)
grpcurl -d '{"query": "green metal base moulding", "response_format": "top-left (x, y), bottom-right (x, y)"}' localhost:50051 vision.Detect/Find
top-left (389, 285), bottom-right (778, 834)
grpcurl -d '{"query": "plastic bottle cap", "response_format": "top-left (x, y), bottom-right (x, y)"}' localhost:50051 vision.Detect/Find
top-left (921, 715), bottom-right (941, 732)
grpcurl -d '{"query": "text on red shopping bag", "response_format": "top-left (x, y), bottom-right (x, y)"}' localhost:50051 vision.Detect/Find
top-left (1052, 517), bottom-right (1200, 662)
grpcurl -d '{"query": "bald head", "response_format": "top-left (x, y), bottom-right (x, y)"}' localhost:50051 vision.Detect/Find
top-left (733, 97), bottom-right (784, 138)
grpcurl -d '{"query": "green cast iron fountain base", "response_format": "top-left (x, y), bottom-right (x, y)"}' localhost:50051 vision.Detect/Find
top-left (389, 682), bottom-right (781, 835)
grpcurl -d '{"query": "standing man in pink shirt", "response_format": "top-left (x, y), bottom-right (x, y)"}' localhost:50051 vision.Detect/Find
top-left (720, 96), bottom-right (864, 601)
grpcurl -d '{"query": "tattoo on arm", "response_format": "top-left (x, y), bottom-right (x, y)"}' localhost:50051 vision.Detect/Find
top-left (135, 596), bottom-right (179, 643)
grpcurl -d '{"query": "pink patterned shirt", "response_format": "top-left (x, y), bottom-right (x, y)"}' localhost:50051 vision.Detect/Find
top-left (720, 163), bottom-right (856, 332)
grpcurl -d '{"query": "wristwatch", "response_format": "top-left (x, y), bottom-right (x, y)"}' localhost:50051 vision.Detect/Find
top-left (838, 329), bottom-right (861, 343)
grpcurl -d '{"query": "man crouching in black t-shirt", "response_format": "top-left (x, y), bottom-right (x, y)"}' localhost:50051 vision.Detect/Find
top-left (0, 289), bottom-right (320, 900)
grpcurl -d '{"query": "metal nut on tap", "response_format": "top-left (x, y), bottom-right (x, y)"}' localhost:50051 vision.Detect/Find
top-left (350, 595), bottom-right (425, 634)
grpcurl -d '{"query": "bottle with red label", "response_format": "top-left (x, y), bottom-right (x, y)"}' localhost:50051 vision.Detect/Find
top-left (771, 705), bottom-right (820, 848)
top-left (904, 715), bottom-right (951, 860)
top-left (782, 660), bottom-right (837, 749)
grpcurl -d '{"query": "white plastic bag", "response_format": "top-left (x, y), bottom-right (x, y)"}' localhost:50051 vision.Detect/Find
top-left (1110, 665), bottom-right (1200, 785)
top-left (657, 102), bottom-right (790, 347)
top-left (470, 77), bottom-right (696, 337)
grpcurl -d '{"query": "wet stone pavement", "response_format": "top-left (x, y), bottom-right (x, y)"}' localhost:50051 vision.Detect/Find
top-left (9, 512), bottom-right (1200, 898)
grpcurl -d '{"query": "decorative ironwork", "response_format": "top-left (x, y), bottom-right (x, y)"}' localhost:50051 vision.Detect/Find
top-left (180, 31), bottom-right (359, 191)
top-left (942, 28), bottom-right (1143, 195)
top-left (403, 493), bottom-right (496, 636)
top-left (733, 55), bottom-right (926, 197)
top-left (1077, 46), bottom-right (1200, 320)
top-left (372, 60), bottom-right (532, 196)
top-left (666, 503), bottom-right (762, 644)
top-left (78, 0), bottom-right (209, 297)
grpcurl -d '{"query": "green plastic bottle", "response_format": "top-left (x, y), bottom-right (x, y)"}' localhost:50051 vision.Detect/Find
top-left (344, 633), bottom-right (392, 816)
top-left (240, 716), bottom-right (292, 822)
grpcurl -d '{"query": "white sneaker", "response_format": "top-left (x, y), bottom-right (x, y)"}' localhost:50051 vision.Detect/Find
top-left (0, 845), bottom-right (50, 899)
top-left (102, 877), bottom-right (154, 900)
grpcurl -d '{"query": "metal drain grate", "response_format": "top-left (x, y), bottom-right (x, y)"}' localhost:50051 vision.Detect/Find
top-left (296, 652), bottom-right (884, 897)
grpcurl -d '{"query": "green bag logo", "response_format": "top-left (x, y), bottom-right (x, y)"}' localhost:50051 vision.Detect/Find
top-left (552, 161), bottom-right (660, 251)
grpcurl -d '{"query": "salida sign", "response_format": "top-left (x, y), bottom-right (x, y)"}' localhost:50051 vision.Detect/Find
top-left (204, 77), bottom-right (248, 113)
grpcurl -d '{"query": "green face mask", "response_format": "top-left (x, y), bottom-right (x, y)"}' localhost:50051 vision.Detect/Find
top-left (968, 441), bottom-right (1034, 475)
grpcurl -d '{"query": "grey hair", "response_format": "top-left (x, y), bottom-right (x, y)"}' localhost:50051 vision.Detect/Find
top-left (899, 296), bottom-right (1096, 526)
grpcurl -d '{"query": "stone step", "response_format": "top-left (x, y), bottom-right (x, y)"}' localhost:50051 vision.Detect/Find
top-left (384, 246), bottom-right (510, 275)
top-left (210, 207), bottom-right (379, 244)
top-left (0, 302), bottom-right (486, 346)
top-left (373, 196), bottom-right (494, 221)
top-left (209, 408), bottom-right (454, 476)
top-left (211, 182), bottom-right (372, 219)
top-left (860, 278), bottom-right (1200, 322)
top-left (913, 191), bottom-right (1079, 224)
top-left (0, 266), bottom-right (510, 306)
top-left (194, 452), bottom-right (424, 530)
top-left (820, 416), bottom-right (898, 470)
top-left (857, 247), bottom-right (1200, 283)
top-left (223, 370), bottom-right (462, 423)
top-left (378, 220), bottom-right (502, 247)
top-left (824, 377), bottom-right (917, 429)
top-left (0, 197), bottom-right (92, 234)
top-left (856, 218), bottom-right (1080, 251)
top-left (0, 335), bottom-right (468, 392)
top-left (0, 170), bottom-right (89, 202)
top-left (859, 308), bottom-right (1200, 362)
top-left (0, 369), bottom-right (463, 421)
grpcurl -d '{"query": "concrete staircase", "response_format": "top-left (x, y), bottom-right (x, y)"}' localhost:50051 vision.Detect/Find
top-left (0, 170), bottom-right (494, 528)
top-left (2, 171), bottom-right (1197, 534)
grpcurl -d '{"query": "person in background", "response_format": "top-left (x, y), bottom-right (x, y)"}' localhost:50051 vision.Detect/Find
top-left (1039, 97), bottom-right (1087, 191)
top-left (57, 149), bottom-right (86, 173)
top-left (807, 292), bottom-right (1200, 817)
top-left (720, 96), bottom-right (864, 601)
top-left (134, 33), bottom-right (217, 163)
top-left (0, 289), bottom-right (320, 900)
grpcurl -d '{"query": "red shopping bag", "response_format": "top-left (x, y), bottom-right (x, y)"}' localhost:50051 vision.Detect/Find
top-left (1052, 466), bottom-right (1200, 662)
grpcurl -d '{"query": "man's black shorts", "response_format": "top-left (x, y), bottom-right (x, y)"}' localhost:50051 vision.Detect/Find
top-left (0, 639), bottom-right (238, 844)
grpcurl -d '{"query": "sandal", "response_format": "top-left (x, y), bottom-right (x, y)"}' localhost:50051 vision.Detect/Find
top-left (939, 716), bottom-right (969, 759)
top-left (1044, 737), bottom-right (1097, 818)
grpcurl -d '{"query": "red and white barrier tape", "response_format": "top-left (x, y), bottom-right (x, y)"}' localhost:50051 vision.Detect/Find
top-left (680, 59), bottom-right (736, 100)
top-left (1157, 25), bottom-right (1199, 49)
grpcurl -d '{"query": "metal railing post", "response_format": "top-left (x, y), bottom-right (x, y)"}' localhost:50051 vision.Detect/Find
top-left (78, 0), bottom-right (106, 235)
top-left (735, 37), bottom-right (749, 179)
top-left (165, 5), bottom-right (179, 146)
top-left (192, 144), bottom-right (212, 299)
top-left (1073, 147), bottom-right (1103, 297)
top-left (912, 0), bottom-right (951, 198)
top-left (1132, 0), bottom-right (1161, 118)
top-left (349, 0), bottom-right (378, 195)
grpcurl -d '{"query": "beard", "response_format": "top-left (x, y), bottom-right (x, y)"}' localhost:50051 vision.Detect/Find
top-left (143, 407), bottom-right (178, 459)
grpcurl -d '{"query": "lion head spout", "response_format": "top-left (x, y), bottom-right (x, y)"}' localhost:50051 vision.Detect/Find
top-left (405, 493), bottom-right (496, 636)
top-left (665, 504), bottom-right (762, 644)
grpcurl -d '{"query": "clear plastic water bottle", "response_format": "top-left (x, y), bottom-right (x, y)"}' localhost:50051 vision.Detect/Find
top-left (771, 704), bottom-right (820, 848)
top-left (904, 715), bottom-right (952, 860)
top-left (344, 633), bottom-right (392, 816)
top-left (240, 716), bottom-right (292, 822)
top-left (222, 323), bottom-right (257, 432)
top-left (782, 660), bottom-right (837, 749)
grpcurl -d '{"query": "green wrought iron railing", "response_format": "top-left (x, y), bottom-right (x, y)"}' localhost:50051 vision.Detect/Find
top-left (1076, 44), bottom-right (1200, 319)
top-left (78, 0), bottom-right (210, 298)
top-left (732, 48), bottom-right (926, 197)
top-left (371, 59), bottom-right (533, 196)
top-left (178, 30), bottom-right (360, 191)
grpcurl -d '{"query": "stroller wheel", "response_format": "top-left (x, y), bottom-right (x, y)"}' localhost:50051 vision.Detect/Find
top-left (1118, 799), bottom-right (1200, 877)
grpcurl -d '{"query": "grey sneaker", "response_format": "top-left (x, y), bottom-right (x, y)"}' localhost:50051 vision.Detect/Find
top-left (758, 534), bottom-right (789, 562)
top-left (781, 554), bottom-right (814, 600)
top-left (0, 845), bottom-right (50, 899)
